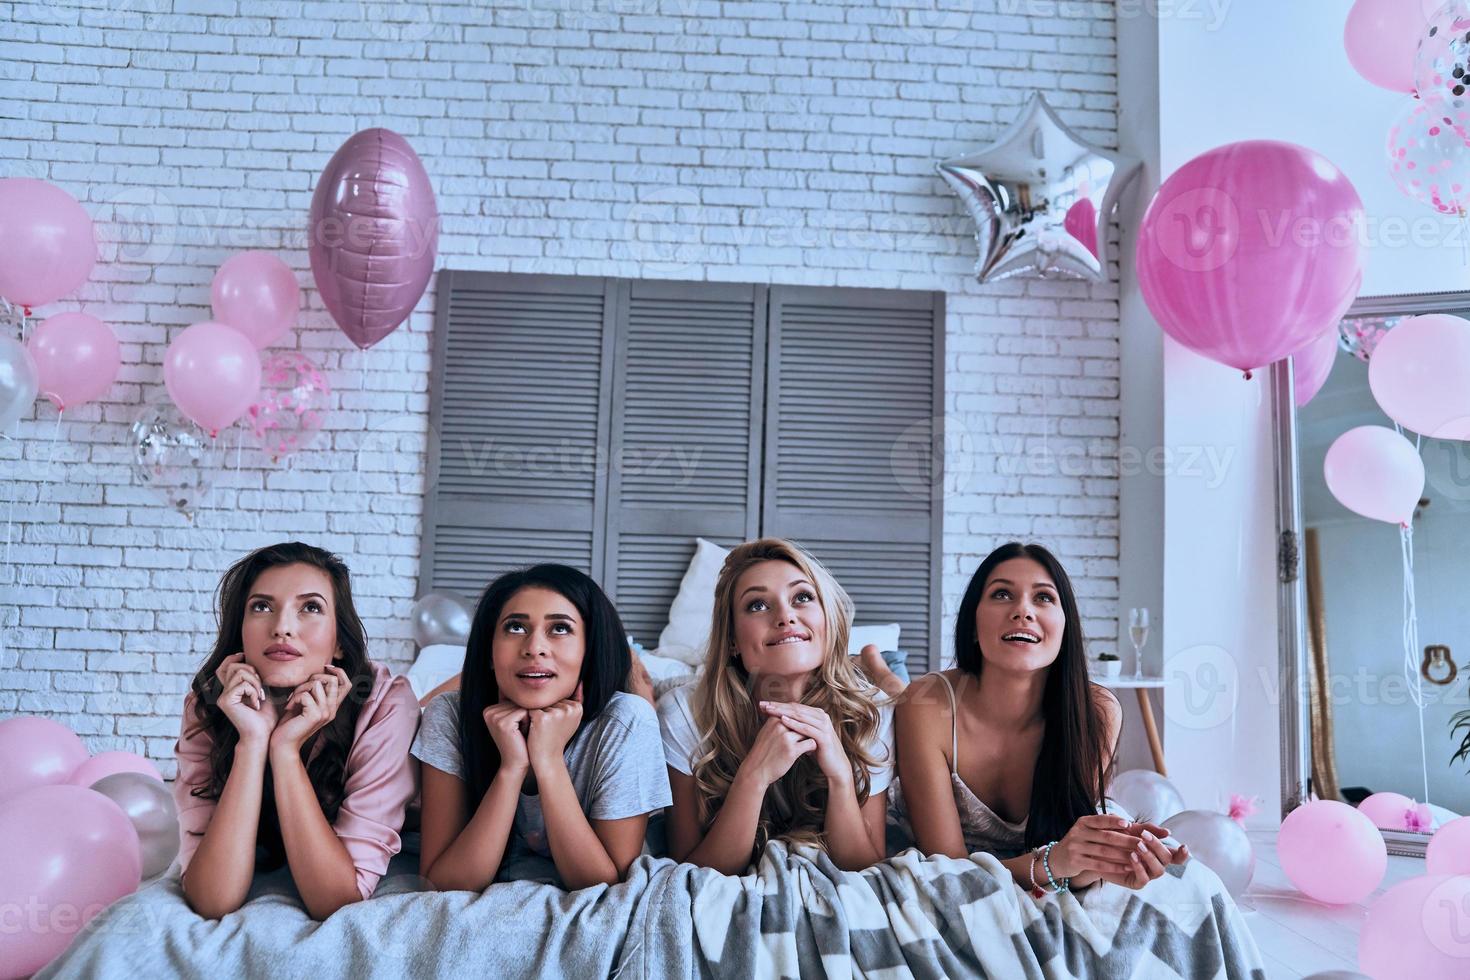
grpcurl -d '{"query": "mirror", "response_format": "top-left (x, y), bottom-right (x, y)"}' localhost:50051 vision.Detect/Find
top-left (1279, 290), bottom-right (1470, 857)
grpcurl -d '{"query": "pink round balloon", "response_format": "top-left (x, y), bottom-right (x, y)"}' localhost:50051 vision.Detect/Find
top-left (1279, 800), bottom-right (1387, 904)
top-left (1359, 791), bottom-right (1418, 830)
top-left (1137, 141), bottom-right (1365, 377)
top-left (0, 178), bottom-right (97, 309)
top-left (1427, 816), bottom-right (1470, 875)
top-left (163, 321), bottom-right (262, 438)
top-left (0, 716), bottom-right (89, 801)
top-left (1345, 0), bottom-right (1432, 94)
top-left (1290, 327), bottom-right (1341, 408)
top-left (1368, 314), bottom-right (1470, 439)
top-left (0, 785), bottom-right (141, 978)
top-left (309, 128), bottom-right (438, 351)
top-left (210, 251), bottom-right (300, 349)
top-left (1323, 426), bottom-right (1425, 526)
top-left (26, 312), bottom-right (121, 411)
top-left (1359, 874), bottom-right (1470, 977)
top-left (66, 752), bottom-right (161, 789)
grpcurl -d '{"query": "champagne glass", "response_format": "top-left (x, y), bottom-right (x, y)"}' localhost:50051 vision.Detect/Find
top-left (1129, 607), bottom-right (1150, 680)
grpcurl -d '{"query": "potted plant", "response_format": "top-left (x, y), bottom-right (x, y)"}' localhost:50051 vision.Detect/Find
top-left (1094, 651), bottom-right (1121, 679)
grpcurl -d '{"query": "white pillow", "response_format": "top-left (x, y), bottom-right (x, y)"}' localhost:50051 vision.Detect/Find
top-left (405, 643), bottom-right (466, 702)
top-left (849, 623), bottom-right (901, 655)
top-left (654, 537), bottom-right (730, 666)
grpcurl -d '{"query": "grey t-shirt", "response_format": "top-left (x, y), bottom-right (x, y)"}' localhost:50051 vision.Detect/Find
top-left (410, 690), bottom-right (672, 884)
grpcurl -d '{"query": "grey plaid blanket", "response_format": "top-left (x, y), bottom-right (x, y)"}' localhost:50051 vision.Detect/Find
top-left (38, 843), bottom-right (1264, 979)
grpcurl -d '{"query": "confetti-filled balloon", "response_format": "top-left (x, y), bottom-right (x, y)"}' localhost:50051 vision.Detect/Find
top-left (1414, 2), bottom-right (1470, 103)
top-left (129, 394), bottom-right (226, 518)
top-left (247, 351), bottom-right (330, 462)
top-left (1386, 95), bottom-right (1470, 215)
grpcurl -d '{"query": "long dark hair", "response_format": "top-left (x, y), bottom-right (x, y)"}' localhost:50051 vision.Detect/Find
top-left (183, 542), bottom-right (373, 866)
top-left (955, 542), bottom-right (1113, 849)
top-left (457, 564), bottom-right (630, 804)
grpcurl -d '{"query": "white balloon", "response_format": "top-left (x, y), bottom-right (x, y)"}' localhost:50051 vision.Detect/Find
top-left (90, 771), bottom-right (180, 880)
top-left (1163, 809), bottom-right (1255, 898)
top-left (1108, 769), bottom-right (1185, 824)
top-left (410, 592), bottom-right (473, 648)
top-left (0, 336), bottom-right (38, 431)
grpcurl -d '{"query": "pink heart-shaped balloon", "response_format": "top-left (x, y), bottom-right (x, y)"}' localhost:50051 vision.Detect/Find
top-left (308, 128), bottom-right (438, 351)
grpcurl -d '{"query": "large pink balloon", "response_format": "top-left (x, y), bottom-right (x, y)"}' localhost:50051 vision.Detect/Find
top-left (1359, 874), bottom-right (1470, 977)
top-left (26, 311), bottom-right (121, 411)
top-left (309, 128), bottom-right (438, 351)
top-left (1278, 799), bottom-right (1387, 904)
top-left (0, 784), bottom-right (141, 979)
top-left (1345, 0), bottom-right (1434, 94)
top-left (1137, 141), bottom-right (1365, 377)
top-left (1358, 791), bottom-right (1417, 830)
top-left (211, 251), bottom-right (300, 349)
top-left (0, 178), bottom-right (97, 309)
top-left (1427, 816), bottom-right (1470, 875)
top-left (1290, 327), bottom-right (1340, 408)
top-left (163, 321), bottom-right (262, 438)
top-left (1368, 314), bottom-right (1470, 438)
top-left (0, 716), bottom-right (89, 800)
top-left (1324, 426), bottom-right (1425, 525)
top-left (66, 751), bottom-right (162, 788)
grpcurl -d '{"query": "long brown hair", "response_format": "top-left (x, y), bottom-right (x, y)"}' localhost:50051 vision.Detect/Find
top-left (690, 538), bottom-right (882, 860)
top-left (955, 541), bottom-right (1114, 849)
top-left (181, 542), bottom-right (373, 866)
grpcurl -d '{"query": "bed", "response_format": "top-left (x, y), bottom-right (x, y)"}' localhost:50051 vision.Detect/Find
top-left (39, 835), bottom-right (1264, 979)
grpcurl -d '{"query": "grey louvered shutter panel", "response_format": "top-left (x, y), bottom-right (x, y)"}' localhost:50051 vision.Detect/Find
top-left (762, 285), bottom-right (945, 671)
top-left (421, 271), bottom-right (615, 598)
top-left (601, 279), bottom-right (767, 644)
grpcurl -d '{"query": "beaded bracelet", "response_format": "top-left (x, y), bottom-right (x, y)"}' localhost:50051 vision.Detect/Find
top-left (1041, 841), bottom-right (1070, 893)
top-left (1027, 849), bottom-right (1043, 894)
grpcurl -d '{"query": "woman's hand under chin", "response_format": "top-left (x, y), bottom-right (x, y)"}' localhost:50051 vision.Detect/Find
top-left (526, 683), bottom-right (584, 772)
top-left (269, 664), bottom-right (351, 756)
top-left (757, 700), bottom-right (852, 788)
top-left (214, 652), bottom-right (278, 747)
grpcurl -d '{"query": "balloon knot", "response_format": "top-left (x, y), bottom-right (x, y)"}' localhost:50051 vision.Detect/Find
top-left (1242, 370), bottom-right (1253, 381)
top-left (22, 306), bottom-right (31, 318)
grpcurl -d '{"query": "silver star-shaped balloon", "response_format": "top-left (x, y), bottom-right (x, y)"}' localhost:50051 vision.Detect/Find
top-left (939, 92), bottom-right (1141, 283)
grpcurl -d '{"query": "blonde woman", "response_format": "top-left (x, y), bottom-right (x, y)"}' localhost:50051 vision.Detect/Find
top-left (657, 539), bottom-right (893, 874)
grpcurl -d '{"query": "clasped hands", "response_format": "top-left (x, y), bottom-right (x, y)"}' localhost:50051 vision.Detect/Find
top-left (1048, 813), bottom-right (1190, 891)
top-left (481, 684), bottom-right (584, 776)
top-left (214, 652), bottom-right (351, 755)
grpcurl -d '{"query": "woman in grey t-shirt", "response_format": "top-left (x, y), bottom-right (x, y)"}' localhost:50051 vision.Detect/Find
top-left (412, 565), bottom-right (671, 891)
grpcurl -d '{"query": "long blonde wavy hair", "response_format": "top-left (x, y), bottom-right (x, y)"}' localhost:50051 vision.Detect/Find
top-left (690, 538), bottom-right (884, 858)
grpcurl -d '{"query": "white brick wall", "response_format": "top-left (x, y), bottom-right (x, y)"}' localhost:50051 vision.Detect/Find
top-left (0, 0), bottom-right (1121, 776)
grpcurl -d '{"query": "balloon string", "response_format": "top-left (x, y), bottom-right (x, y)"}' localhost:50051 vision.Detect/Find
top-left (354, 347), bottom-right (368, 499)
top-left (39, 410), bottom-right (63, 492)
top-left (1, 427), bottom-right (17, 585)
top-left (1400, 523), bottom-right (1431, 808)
